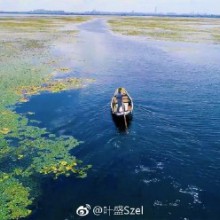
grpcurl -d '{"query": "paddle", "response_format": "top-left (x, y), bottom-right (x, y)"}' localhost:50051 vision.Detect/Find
top-left (123, 103), bottom-right (128, 130)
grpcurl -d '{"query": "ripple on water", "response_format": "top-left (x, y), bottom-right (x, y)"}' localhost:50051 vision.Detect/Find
top-left (134, 161), bottom-right (164, 174)
top-left (143, 178), bottom-right (160, 185)
top-left (153, 199), bottom-right (180, 207)
top-left (179, 185), bottom-right (202, 204)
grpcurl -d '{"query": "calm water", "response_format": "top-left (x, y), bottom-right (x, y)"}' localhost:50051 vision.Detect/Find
top-left (17, 19), bottom-right (220, 220)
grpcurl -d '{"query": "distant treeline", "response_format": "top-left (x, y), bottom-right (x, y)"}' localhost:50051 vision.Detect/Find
top-left (0, 10), bottom-right (220, 18)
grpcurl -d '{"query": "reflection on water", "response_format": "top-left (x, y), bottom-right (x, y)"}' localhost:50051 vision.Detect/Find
top-left (16, 18), bottom-right (220, 220)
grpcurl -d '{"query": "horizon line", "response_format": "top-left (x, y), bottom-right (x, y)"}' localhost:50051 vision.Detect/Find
top-left (0, 9), bottom-right (220, 16)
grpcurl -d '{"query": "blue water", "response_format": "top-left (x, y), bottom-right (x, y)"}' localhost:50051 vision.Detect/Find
top-left (17, 19), bottom-right (220, 220)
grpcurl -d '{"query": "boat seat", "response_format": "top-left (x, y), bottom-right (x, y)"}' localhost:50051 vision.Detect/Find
top-left (122, 96), bottom-right (130, 102)
top-left (113, 103), bottom-right (130, 112)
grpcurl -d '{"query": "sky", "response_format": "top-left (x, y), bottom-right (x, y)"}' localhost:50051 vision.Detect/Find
top-left (0, 0), bottom-right (219, 14)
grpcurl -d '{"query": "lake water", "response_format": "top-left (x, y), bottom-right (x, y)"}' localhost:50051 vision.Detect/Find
top-left (17, 19), bottom-right (220, 220)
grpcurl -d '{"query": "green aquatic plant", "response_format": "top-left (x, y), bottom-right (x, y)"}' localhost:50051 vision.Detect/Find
top-left (0, 140), bottom-right (11, 160)
top-left (213, 33), bottom-right (220, 43)
top-left (55, 67), bottom-right (72, 73)
top-left (0, 174), bottom-right (32, 220)
top-left (108, 17), bottom-right (220, 44)
top-left (0, 16), bottom-right (90, 32)
top-left (0, 16), bottom-right (93, 219)
top-left (0, 110), bottom-right (20, 138)
top-left (0, 128), bottom-right (11, 135)
top-left (16, 78), bottom-right (92, 99)
top-left (16, 77), bottom-right (94, 97)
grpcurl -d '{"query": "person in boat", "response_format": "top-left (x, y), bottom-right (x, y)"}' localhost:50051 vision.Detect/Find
top-left (115, 88), bottom-right (124, 112)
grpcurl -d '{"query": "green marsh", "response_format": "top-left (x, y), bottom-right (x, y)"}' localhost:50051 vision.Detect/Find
top-left (108, 17), bottom-right (220, 43)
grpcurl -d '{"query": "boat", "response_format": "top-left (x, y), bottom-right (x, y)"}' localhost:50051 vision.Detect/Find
top-left (111, 87), bottom-right (133, 118)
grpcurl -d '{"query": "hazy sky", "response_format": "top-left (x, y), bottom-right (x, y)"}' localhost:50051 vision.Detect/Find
top-left (0, 0), bottom-right (219, 14)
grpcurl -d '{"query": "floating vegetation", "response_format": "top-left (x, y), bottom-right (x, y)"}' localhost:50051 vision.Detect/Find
top-left (0, 16), bottom-right (93, 219)
top-left (16, 77), bottom-right (93, 99)
top-left (0, 16), bottom-right (90, 33)
top-left (56, 67), bottom-right (72, 73)
top-left (38, 160), bottom-right (91, 179)
top-left (0, 128), bottom-right (11, 135)
top-left (0, 175), bottom-right (32, 220)
top-left (108, 17), bottom-right (220, 44)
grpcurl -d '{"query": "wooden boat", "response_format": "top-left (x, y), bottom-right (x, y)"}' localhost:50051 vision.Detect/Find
top-left (111, 87), bottom-right (133, 117)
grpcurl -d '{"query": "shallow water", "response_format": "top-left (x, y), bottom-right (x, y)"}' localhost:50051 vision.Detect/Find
top-left (17, 18), bottom-right (220, 220)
